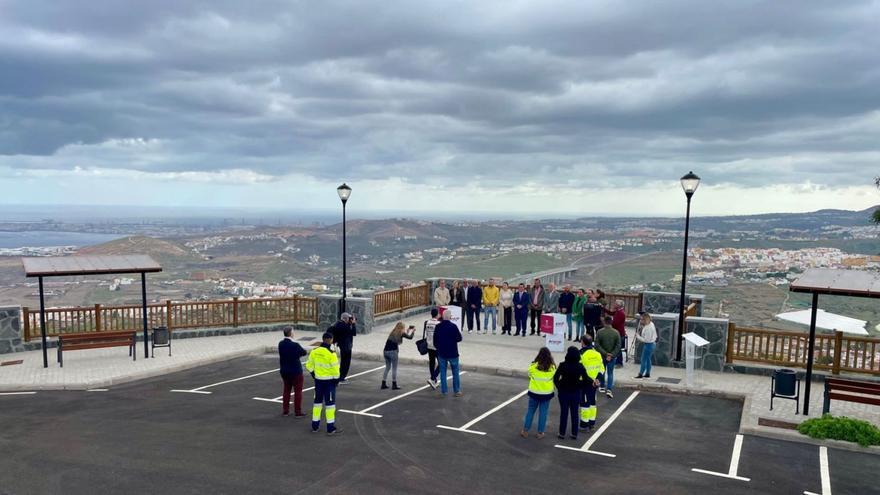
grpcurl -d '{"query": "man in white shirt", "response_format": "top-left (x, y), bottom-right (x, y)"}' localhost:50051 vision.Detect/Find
top-left (434, 279), bottom-right (451, 307)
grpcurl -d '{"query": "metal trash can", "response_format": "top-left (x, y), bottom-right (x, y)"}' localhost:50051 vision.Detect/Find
top-left (151, 326), bottom-right (171, 357)
top-left (770, 368), bottom-right (800, 413)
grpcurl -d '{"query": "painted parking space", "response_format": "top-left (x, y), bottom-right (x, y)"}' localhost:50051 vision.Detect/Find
top-left (1, 356), bottom-right (877, 495)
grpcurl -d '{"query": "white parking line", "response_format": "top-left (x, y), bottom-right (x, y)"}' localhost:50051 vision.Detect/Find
top-left (804, 446), bottom-right (832, 495)
top-left (555, 391), bottom-right (640, 458)
top-left (437, 389), bottom-right (528, 435)
top-left (339, 372), bottom-right (467, 419)
top-left (0, 391), bottom-right (37, 396)
top-left (171, 368), bottom-right (279, 394)
top-left (692, 434), bottom-right (750, 482)
top-left (86, 389), bottom-right (109, 392)
top-left (252, 366), bottom-right (386, 404)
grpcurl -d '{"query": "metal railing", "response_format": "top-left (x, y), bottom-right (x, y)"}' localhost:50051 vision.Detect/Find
top-left (22, 295), bottom-right (318, 341)
top-left (726, 323), bottom-right (880, 376)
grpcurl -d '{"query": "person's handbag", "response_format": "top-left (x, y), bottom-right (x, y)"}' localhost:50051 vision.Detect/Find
top-left (415, 338), bottom-right (429, 355)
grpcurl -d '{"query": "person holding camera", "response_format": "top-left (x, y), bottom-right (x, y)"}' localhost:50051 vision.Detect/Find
top-left (329, 312), bottom-right (357, 383)
top-left (382, 322), bottom-right (415, 390)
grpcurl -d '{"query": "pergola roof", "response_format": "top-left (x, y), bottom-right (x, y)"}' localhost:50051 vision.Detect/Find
top-left (789, 268), bottom-right (880, 299)
top-left (22, 255), bottom-right (162, 278)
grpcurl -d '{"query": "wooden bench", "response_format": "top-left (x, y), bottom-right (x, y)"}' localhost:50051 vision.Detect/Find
top-left (823, 377), bottom-right (880, 414)
top-left (57, 331), bottom-right (137, 367)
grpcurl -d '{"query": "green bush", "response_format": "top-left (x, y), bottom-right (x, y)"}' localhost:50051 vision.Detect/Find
top-left (797, 414), bottom-right (880, 447)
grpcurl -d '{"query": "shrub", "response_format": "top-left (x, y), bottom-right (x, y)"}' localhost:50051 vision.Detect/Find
top-left (797, 414), bottom-right (880, 447)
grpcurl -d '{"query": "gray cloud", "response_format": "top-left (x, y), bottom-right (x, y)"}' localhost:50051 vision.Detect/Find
top-left (0, 0), bottom-right (878, 190)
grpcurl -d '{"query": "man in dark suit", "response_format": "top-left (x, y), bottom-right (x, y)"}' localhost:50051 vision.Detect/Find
top-left (329, 312), bottom-right (357, 382)
top-left (279, 327), bottom-right (307, 417)
top-left (513, 283), bottom-right (531, 337)
top-left (464, 279), bottom-right (483, 334)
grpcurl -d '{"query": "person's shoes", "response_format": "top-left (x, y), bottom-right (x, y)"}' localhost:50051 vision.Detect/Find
top-left (536, 432), bottom-right (545, 440)
top-left (644, 374), bottom-right (650, 378)
top-left (521, 333), bottom-right (526, 338)
top-left (426, 378), bottom-right (437, 390)
top-left (598, 387), bottom-right (606, 393)
top-left (381, 381), bottom-right (389, 390)
top-left (520, 430), bottom-right (528, 438)
top-left (579, 421), bottom-right (589, 429)
top-left (338, 379), bottom-right (347, 385)
top-left (282, 412), bottom-right (290, 417)
top-left (327, 428), bottom-right (341, 436)
top-left (557, 433), bottom-right (565, 440)
top-left (311, 428), bottom-right (320, 433)
top-left (294, 413), bottom-right (307, 419)
top-left (569, 435), bottom-right (578, 440)
top-left (392, 382), bottom-right (401, 390)
top-left (635, 374), bottom-right (644, 379)
top-left (468, 330), bottom-right (473, 334)
top-left (454, 391), bottom-right (463, 397)
top-left (606, 390), bottom-right (614, 399)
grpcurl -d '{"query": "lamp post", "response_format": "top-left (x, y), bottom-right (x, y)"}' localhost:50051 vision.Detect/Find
top-left (676, 171), bottom-right (700, 361)
top-left (337, 183), bottom-right (352, 317)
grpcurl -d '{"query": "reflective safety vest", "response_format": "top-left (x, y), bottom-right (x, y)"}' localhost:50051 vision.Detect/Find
top-left (306, 346), bottom-right (340, 380)
top-left (528, 362), bottom-right (556, 395)
top-left (580, 347), bottom-right (604, 380)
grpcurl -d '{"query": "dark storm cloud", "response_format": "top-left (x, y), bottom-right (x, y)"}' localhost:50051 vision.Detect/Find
top-left (0, 0), bottom-right (878, 189)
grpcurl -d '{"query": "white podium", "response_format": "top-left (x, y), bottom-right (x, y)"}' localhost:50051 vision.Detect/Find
top-left (540, 313), bottom-right (567, 352)
top-left (682, 332), bottom-right (710, 388)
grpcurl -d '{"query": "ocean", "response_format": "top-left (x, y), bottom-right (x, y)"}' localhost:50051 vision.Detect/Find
top-left (0, 231), bottom-right (124, 248)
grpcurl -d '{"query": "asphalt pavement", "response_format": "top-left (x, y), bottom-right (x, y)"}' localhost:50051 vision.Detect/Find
top-left (0, 354), bottom-right (876, 495)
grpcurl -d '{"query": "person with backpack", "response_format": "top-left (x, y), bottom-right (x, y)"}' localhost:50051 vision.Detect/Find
top-left (554, 346), bottom-right (590, 440)
top-left (520, 347), bottom-right (556, 439)
top-left (382, 322), bottom-right (415, 390)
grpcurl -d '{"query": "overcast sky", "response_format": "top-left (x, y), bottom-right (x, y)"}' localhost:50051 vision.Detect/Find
top-left (1, 1), bottom-right (879, 217)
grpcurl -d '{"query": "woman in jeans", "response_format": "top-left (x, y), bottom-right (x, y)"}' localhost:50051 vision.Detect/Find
top-left (382, 322), bottom-right (414, 390)
top-left (554, 346), bottom-right (590, 440)
top-left (499, 282), bottom-right (514, 335)
top-left (521, 347), bottom-right (556, 439)
top-left (635, 313), bottom-right (657, 379)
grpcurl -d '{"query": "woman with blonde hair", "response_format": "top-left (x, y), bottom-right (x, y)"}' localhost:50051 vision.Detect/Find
top-left (635, 313), bottom-right (657, 379)
top-left (382, 322), bottom-right (415, 390)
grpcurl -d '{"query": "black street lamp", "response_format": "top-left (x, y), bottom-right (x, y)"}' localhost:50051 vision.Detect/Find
top-left (337, 183), bottom-right (352, 317)
top-left (676, 171), bottom-right (700, 361)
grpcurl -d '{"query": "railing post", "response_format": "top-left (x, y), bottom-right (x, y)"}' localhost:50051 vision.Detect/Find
top-left (726, 322), bottom-right (736, 364)
top-left (232, 296), bottom-right (239, 328)
top-left (398, 288), bottom-right (404, 312)
top-left (293, 295), bottom-right (298, 323)
top-left (832, 330), bottom-right (843, 375)
top-left (95, 304), bottom-right (102, 332)
top-left (22, 306), bottom-right (30, 342)
top-left (165, 300), bottom-right (173, 330)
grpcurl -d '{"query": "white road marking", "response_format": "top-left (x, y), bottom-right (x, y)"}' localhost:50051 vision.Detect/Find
top-left (692, 434), bottom-right (750, 482)
top-left (805, 446), bottom-right (832, 495)
top-left (437, 389), bottom-right (528, 435)
top-left (339, 372), bottom-right (467, 419)
top-left (171, 368), bottom-right (279, 394)
top-left (86, 389), bottom-right (109, 392)
top-left (554, 390), bottom-right (640, 458)
top-left (0, 391), bottom-right (37, 396)
top-left (252, 366), bottom-right (386, 403)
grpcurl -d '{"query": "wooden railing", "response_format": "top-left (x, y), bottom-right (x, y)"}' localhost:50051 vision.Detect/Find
top-left (726, 324), bottom-right (880, 376)
top-left (605, 292), bottom-right (643, 318)
top-left (22, 295), bottom-right (318, 341)
top-left (373, 284), bottom-right (431, 317)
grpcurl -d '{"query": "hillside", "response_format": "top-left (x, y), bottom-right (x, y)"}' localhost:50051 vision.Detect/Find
top-left (78, 236), bottom-right (192, 259)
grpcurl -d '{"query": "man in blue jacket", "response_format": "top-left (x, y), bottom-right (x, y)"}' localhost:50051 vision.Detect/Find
top-left (433, 311), bottom-right (463, 396)
top-left (464, 279), bottom-right (483, 334)
top-left (513, 283), bottom-right (531, 337)
top-left (278, 327), bottom-right (307, 417)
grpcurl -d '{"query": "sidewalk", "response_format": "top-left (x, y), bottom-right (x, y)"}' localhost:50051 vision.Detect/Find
top-left (2, 311), bottom-right (878, 453)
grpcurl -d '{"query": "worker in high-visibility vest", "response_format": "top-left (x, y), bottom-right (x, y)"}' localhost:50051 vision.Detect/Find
top-left (579, 334), bottom-right (605, 431)
top-left (305, 332), bottom-right (341, 435)
top-left (520, 347), bottom-right (556, 439)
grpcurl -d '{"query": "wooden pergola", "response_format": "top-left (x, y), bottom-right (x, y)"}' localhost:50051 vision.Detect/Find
top-left (789, 268), bottom-right (880, 415)
top-left (21, 255), bottom-right (163, 368)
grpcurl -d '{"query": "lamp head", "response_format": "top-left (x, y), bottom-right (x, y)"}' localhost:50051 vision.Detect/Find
top-left (337, 183), bottom-right (352, 204)
top-left (680, 171), bottom-right (700, 198)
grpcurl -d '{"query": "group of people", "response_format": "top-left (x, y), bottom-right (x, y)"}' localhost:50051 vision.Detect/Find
top-left (276, 279), bottom-right (659, 438)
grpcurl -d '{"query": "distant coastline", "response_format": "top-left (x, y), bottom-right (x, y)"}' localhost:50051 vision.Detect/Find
top-left (0, 231), bottom-right (125, 249)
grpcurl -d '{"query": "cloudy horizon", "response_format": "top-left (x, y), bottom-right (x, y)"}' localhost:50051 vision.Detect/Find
top-left (1, 1), bottom-right (879, 217)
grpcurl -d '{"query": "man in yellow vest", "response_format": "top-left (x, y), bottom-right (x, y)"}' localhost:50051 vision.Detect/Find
top-left (306, 332), bottom-right (341, 435)
top-left (579, 334), bottom-right (605, 431)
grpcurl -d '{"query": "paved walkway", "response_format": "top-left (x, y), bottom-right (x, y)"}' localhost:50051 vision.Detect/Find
top-left (1, 311), bottom-right (878, 453)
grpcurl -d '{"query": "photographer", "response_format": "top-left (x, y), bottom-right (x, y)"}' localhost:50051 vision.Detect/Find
top-left (329, 312), bottom-right (357, 383)
top-left (382, 322), bottom-right (415, 390)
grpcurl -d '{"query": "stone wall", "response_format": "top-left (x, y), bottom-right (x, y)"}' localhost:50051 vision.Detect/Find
top-left (685, 316), bottom-right (730, 372)
top-left (0, 306), bottom-right (24, 354)
top-left (641, 291), bottom-right (705, 316)
top-left (317, 293), bottom-right (375, 334)
top-left (633, 313), bottom-right (679, 368)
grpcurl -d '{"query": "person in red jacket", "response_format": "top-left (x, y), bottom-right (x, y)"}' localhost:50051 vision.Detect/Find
top-left (609, 300), bottom-right (627, 366)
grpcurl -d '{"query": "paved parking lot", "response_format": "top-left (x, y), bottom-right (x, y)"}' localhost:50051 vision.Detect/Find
top-left (0, 354), bottom-right (876, 494)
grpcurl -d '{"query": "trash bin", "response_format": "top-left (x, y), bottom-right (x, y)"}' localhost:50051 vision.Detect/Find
top-left (770, 368), bottom-right (800, 413)
top-left (151, 326), bottom-right (171, 357)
